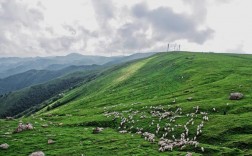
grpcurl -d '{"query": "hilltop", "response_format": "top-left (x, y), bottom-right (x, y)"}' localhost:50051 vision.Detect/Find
top-left (0, 52), bottom-right (252, 156)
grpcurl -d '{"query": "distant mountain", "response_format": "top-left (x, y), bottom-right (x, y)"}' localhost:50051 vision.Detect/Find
top-left (0, 53), bottom-right (122, 78)
top-left (0, 52), bottom-right (155, 78)
top-left (0, 64), bottom-right (100, 94)
top-left (105, 52), bottom-right (157, 65)
top-left (0, 52), bottom-right (156, 95)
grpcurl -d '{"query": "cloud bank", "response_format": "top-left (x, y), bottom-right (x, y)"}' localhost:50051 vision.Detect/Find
top-left (0, 0), bottom-right (218, 57)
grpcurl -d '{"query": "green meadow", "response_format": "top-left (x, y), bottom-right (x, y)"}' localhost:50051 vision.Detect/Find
top-left (1, 52), bottom-right (252, 155)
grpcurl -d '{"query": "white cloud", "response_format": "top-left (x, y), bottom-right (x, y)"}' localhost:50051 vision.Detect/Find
top-left (0, 0), bottom-right (251, 57)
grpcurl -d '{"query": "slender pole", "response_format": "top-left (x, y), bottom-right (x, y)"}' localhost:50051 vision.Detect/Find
top-left (167, 43), bottom-right (170, 52)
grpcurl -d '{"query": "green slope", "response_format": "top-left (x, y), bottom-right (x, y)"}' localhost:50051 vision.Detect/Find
top-left (0, 53), bottom-right (156, 118)
top-left (1, 52), bottom-right (252, 156)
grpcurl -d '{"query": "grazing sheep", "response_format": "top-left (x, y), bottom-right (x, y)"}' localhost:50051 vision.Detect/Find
top-left (164, 144), bottom-right (173, 151)
top-left (180, 145), bottom-right (186, 150)
top-left (14, 123), bottom-right (33, 133)
top-left (158, 138), bottom-right (198, 152)
top-left (203, 116), bottom-right (209, 121)
top-left (26, 123), bottom-right (33, 130)
top-left (172, 135), bottom-right (175, 140)
top-left (41, 124), bottom-right (49, 128)
top-left (196, 131), bottom-right (199, 135)
top-left (142, 132), bottom-right (155, 143)
top-left (92, 127), bottom-right (104, 134)
top-left (201, 147), bottom-right (204, 152)
top-left (172, 99), bottom-right (176, 104)
top-left (140, 115), bottom-right (146, 119)
top-left (0, 143), bottom-right (9, 149)
top-left (119, 130), bottom-right (127, 134)
top-left (159, 147), bottom-right (165, 152)
top-left (48, 139), bottom-right (55, 144)
top-left (195, 106), bottom-right (199, 113)
top-left (187, 97), bottom-right (193, 101)
top-left (136, 131), bottom-right (142, 134)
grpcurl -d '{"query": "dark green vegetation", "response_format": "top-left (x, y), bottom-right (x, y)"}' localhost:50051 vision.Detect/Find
top-left (0, 65), bottom-right (99, 94)
top-left (0, 70), bottom-right (100, 118)
top-left (1, 52), bottom-right (252, 155)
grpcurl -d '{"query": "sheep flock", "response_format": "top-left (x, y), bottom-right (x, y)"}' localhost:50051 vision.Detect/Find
top-left (104, 104), bottom-right (212, 153)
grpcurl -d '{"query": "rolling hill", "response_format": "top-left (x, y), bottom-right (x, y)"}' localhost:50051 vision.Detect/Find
top-left (0, 52), bottom-right (252, 155)
top-left (0, 53), bottom-right (121, 78)
top-left (0, 65), bottom-right (100, 95)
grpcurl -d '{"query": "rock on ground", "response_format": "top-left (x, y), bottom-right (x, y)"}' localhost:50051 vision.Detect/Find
top-left (29, 151), bottom-right (45, 156)
top-left (48, 139), bottom-right (55, 144)
top-left (187, 97), bottom-right (193, 101)
top-left (229, 92), bottom-right (243, 100)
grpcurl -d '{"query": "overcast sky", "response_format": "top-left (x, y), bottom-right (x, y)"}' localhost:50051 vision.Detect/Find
top-left (0, 0), bottom-right (252, 57)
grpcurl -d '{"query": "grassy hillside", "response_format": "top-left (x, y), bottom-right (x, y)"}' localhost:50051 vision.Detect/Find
top-left (1, 52), bottom-right (252, 155)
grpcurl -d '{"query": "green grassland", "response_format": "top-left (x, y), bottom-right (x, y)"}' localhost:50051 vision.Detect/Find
top-left (1, 51), bottom-right (252, 155)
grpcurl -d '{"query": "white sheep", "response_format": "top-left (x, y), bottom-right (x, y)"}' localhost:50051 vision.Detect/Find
top-left (201, 147), bottom-right (204, 152)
